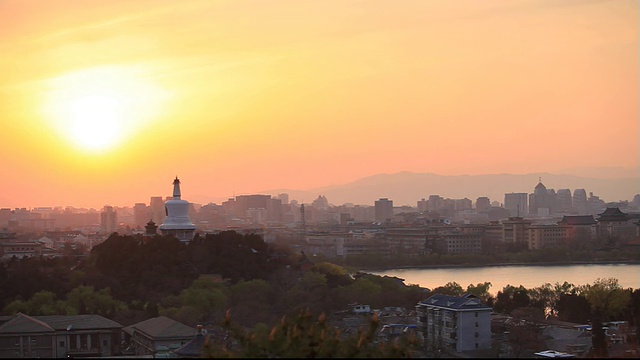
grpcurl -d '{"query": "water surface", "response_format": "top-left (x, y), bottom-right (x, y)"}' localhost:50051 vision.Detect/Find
top-left (368, 263), bottom-right (640, 294)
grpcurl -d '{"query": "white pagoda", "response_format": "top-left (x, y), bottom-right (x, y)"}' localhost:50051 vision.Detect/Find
top-left (159, 177), bottom-right (196, 242)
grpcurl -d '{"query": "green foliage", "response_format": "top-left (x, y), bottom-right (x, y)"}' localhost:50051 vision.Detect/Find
top-left (159, 277), bottom-right (229, 324)
top-left (3, 291), bottom-right (67, 316)
top-left (494, 285), bottom-right (530, 314)
top-left (66, 286), bottom-right (128, 317)
top-left (465, 282), bottom-right (493, 304)
top-left (577, 278), bottom-right (631, 358)
top-left (339, 277), bottom-right (382, 306)
top-left (578, 278), bottom-right (630, 318)
top-left (3, 286), bottom-right (127, 318)
top-left (431, 281), bottom-right (464, 296)
top-left (203, 309), bottom-right (418, 358)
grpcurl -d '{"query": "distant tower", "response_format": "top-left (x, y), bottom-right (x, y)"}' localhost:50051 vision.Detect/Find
top-left (159, 177), bottom-right (196, 243)
top-left (300, 204), bottom-right (306, 235)
top-left (530, 179), bottom-right (548, 216)
top-left (475, 197), bottom-right (491, 213)
top-left (100, 206), bottom-right (118, 234)
top-left (133, 202), bottom-right (149, 229)
top-left (374, 198), bottom-right (394, 223)
top-left (150, 196), bottom-right (166, 225)
top-left (572, 189), bottom-right (588, 215)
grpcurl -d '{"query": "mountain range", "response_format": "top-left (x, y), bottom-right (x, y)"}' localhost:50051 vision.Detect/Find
top-left (255, 171), bottom-right (639, 207)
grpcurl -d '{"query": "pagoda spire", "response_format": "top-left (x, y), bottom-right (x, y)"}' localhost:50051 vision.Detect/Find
top-left (173, 176), bottom-right (181, 200)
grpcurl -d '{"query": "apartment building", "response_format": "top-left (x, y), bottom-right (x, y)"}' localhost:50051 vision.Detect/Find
top-left (415, 293), bottom-right (492, 353)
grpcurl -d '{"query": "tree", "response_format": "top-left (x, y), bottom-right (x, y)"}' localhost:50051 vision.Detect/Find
top-left (430, 282), bottom-right (464, 296)
top-left (579, 278), bottom-right (630, 357)
top-left (465, 282), bottom-right (493, 303)
top-left (494, 285), bottom-right (530, 314)
top-left (160, 277), bottom-right (229, 325)
top-left (556, 293), bottom-right (590, 323)
top-left (3, 291), bottom-right (67, 316)
top-left (203, 309), bottom-right (418, 358)
top-left (65, 286), bottom-right (128, 318)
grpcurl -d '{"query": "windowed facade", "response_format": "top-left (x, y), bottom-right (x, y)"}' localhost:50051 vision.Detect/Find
top-left (416, 294), bottom-right (492, 353)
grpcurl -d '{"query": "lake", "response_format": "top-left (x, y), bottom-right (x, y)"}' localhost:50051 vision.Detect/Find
top-left (367, 263), bottom-right (640, 294)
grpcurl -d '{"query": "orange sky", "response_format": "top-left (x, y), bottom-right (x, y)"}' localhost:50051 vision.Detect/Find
top-left (0, 0), bottom-right (638, 209)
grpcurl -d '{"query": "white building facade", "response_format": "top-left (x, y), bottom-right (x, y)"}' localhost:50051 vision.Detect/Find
top-left (416, 293), bottom-right (492, 353)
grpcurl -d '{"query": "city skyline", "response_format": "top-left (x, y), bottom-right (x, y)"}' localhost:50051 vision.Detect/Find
top-left (3, 170), bottom-right (638, 212)
top-left (1, 0), bottom-right (638, 209)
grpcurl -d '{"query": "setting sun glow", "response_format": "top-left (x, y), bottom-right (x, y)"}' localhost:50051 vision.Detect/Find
top-left (42, 66), bottom-right (168, 153)
top-left (0, 0), bottom-right (636, 208)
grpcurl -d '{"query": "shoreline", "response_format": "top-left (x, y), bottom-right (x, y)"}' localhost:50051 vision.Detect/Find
top-left (358, 259), bottom-right (640, 272)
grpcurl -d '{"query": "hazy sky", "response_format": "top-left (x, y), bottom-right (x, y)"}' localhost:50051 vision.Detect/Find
top-left (1, 0), bottom-right (638, 209)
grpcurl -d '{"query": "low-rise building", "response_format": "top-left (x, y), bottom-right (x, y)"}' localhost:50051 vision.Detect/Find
top-left (0, 313), bottom-right (122, 358)
top-left (123, 316), bottom-right (197, 357)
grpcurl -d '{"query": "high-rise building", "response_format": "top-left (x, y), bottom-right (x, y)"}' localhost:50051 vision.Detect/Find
top-left (546, 189), bottom-right (558, 214)
top-left (454, 198), bottom-right (472, 211)
top-left (417, 198), bottom-right (428, 212)
top-left (504, 193), bottom-right (528, 217)
top-left (475, 197), bottom-right (491, 212)
top-left (556, 189), bottom-right (572, 213)
top-left (587, 192), bottom-right (606, 215)
top-left (572, 189), bottom-right (588, 215)
top-left (150, 196), bottom-right (166, 225)
top-left (100, 206), bottom-right (117, 234)
top-left (428, 195), bottom-right (443, 211)
top-left (133, 203), bottom-right (149, 229)
top-left (529, 179), bottom-right (551, 216)
top-left (159, 177), bottom-right (196, 242)
top-left (277, 193), bottom-right (289, 205)
top-left (374, 198), bottom-right (394, 223)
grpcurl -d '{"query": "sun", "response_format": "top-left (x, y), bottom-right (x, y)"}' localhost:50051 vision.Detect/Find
top-left (68, 94), bottom-right (123, 151)
top-left (42, 66), bottom-right (168, 153)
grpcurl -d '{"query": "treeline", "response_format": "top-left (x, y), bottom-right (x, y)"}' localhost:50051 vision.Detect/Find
top-left (1, 232), bottom-right (638, 357)
top-left (0, 232), bottom-right (425, 327)
top-left (340, 245), bottom-right (640, 269)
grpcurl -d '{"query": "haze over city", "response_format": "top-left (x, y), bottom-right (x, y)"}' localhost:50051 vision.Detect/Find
top-left (1, 0), bottom-right (637, 209)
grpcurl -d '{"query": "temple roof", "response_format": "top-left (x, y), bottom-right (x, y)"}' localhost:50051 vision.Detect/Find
top-left (597, 207), bottom-right (629, 222)
top-left (558, 215), bottom-right (596, 226)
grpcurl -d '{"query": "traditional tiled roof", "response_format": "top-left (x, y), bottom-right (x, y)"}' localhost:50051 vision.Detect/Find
top-left (123, 316), bottom-right (196, 340)
top-left (0, 313), bottom-right (54, 334)
top-left (418, 293), bottom-right (491, 311)
top-left (597, 207), bottom-right (629, 221)
top-left (173, 333), bottom-right (206, 357)
top-left (558, 215), bottom-right (596, 226)
top-left (36, 314), bottom-right (122, 331)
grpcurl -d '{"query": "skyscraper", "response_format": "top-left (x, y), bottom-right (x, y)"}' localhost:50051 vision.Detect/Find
top-left (573, 189), bottom-right (588, 215)
top-left (529, 179), bottom-right (550, 216)
top-left (556, 189), bottom-right (572, 213)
